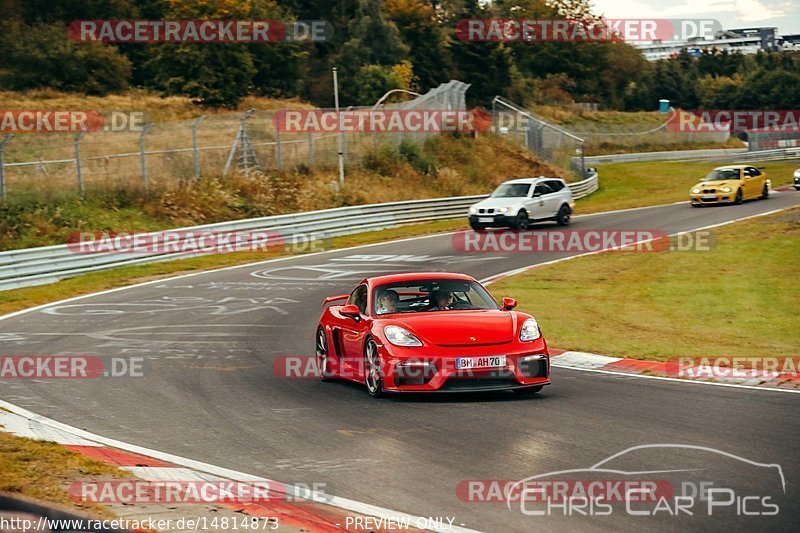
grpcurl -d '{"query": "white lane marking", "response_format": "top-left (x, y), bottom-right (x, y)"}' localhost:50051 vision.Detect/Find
top-left (482, 206), bottom-right (794, 285)
top-left (121, 466), bottom-right (225, 482)
top-left (2, 198), bottom-right (794, 324)
top-left (554, 351), bottom-right (622, 369)
top-left (573, 200), bottom-right (685, 219)
top-left (483, 205), bottom-right (800, 395)
top-left (552, 364), bottom-right (800, 394)
top-left (0, 399), bottom-right (482, 533)
top-left (0, 231), bottom-right (459, 323)
top-left (0, 409), bottom-right (100, 445)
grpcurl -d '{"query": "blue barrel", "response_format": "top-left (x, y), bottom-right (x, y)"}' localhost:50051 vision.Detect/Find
top-left (659, 99), bottom-right (670, 113)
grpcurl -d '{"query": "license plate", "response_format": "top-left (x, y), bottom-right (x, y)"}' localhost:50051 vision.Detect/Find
top-left (455, 355), bottom-right (507, 370)
top-left (701, 196), bottom-right (716, 201)
top-left (478, 217), bottom-right (494, 223)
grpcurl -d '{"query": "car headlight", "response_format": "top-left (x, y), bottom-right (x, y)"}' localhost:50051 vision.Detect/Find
top-left (720, 187), bottom-right (732, 193)
top-left (384, 325), bottom-right (423, 347)
top-left (519, 318), bottom-right (541, 342)
top-left (691, 188), bottom-right (700, 194)
top-left (497, 207), bottom-right (513, 213)
top-left (469, 206), bottom-right (478, 214)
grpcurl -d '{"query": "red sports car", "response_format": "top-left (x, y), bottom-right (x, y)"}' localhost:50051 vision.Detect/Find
top-left (315, 272), bottom-right (551, 397)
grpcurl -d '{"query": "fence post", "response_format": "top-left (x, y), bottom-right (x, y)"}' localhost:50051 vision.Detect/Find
top-left (0, 134), bottom-right (12, 202)
top-left (192, 115), bottom-right (205, 178)
top-left (308, 131), bottom-right (314, 165)
top-left (276, 127), bottom-right (283, 169)
top-left (140, 123), bottom-right (153, 191)
top-left (75, 132), bottom-right (86, 197)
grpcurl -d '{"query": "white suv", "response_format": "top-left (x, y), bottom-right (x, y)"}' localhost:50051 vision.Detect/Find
top-left (468, 177), bottom-right (574, 231)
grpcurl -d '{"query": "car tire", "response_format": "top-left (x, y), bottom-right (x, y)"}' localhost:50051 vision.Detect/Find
top-left (734, 188), bottom-right (743, 205)
top-left (691, 203), bottom-right (701, 208)
top-left (512, 210), bottom-right (529, 230)
top-left (760, 184), bottom-right (769, 200)
top-left (364, 338), bottom-right (384, 398)
top-left (315, 326), bottom-right (333, 381)
top-left (514, 385), bottom-right (544, 395)
top-left (556, 204), bottom-right (571, 226)
top-left (469, 222), bottom-right (485, 232)
top-left (795, 186), bottom-right (800, 191)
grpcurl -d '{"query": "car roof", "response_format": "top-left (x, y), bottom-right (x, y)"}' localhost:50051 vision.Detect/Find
top-left (714, 165), bottom-right (749, 170)
top-left (363, 272), bottom-right (476, 286)
top-left (501, 176), bottom-right (561, 185)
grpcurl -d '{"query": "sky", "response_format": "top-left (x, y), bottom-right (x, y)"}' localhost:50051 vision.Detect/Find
top-left (591, 0), bottom-right (799, 35)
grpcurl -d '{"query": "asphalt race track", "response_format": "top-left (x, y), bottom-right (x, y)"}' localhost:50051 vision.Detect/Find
top-left (2, 193), bottom-right (799, 532)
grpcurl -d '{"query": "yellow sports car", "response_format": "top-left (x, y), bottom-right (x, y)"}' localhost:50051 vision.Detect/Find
top-left (690, 165), bottom-right (770, 207)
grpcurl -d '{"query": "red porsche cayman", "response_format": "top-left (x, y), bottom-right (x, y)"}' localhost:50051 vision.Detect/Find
top-left (315, 272), bottom-right (550, 397)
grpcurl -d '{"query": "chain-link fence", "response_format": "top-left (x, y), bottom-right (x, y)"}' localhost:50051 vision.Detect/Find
top-left (567, 110), bottom-right (730, 149)
top-left (0, 81), bottom-right (471, 201)
top-left (492, 96), bottom-right (588, 178)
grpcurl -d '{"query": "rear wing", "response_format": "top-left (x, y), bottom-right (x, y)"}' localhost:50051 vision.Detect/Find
top-left (323, 294), bottom-right (349, 306)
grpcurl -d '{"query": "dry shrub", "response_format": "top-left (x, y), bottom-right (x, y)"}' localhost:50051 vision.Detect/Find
top-left (150, 178), bottom-right (238, 224)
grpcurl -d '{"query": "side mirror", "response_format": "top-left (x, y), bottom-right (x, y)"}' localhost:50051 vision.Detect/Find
top-left (532, 192), bottom-right (542, 198)
top-left (340, 304), bottom-right (361, 319)
top-left (501, 297), bottom-right (517, 310)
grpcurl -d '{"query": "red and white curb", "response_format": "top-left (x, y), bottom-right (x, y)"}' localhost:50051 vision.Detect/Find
top-left (550, 349), bottom-right (800, 390)
top-left (0, 402), bottom-right (478, 533)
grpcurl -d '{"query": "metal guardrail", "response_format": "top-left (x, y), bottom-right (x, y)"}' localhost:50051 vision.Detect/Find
top-left (582, 147), bottom-right (800, 165)
top-left (0, 172), bottom-right (598, 291)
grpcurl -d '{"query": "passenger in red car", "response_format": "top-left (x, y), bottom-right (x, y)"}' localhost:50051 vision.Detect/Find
top-left (377, 289), bottom-right (399, 314)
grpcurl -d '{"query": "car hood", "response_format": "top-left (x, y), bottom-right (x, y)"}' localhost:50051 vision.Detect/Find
top-left (391, 310), bottom-right (520, 346)
top-left (693, 180), bottom-right (739, 189)
top-left (473, 197), bottom-right (526, 209)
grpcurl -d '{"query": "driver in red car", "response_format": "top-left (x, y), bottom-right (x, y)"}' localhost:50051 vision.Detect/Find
top-left (431, 290), bottom-right (454, 310)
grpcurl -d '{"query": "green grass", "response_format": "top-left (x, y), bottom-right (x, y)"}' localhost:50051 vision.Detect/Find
top-left (490, 208), bottom-right (800, 361)
top-left (579, 159), bottom-right (800, 214)
top-left (0, 431), bottom-right (125, 516)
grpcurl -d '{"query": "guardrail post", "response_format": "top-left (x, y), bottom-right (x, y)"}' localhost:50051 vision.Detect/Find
top-left (0, 134), bottom-right (12, 202)
top-left (276, 127), bottom-right (283, 169)
top-left (75, 132), bottom-right (86, 197)
top-left (308, 131), bottom-right (314, 165)
top-left (192, 115), bottom-right (205, 178)
top-left (140, 123), bottom-right (153, 191)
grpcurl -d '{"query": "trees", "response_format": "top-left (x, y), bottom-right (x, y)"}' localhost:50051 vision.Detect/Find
top-left (0, 21), bottom-right (132, 94)
top-left (0, 0), bottom-right (798, 110)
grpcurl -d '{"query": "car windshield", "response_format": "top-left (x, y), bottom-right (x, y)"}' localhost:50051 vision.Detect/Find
top-left (490, 183), bottom-right (530, 198)
top-left (705, 169), bottom-right (740, 181)
top-left (373, 280), bottom-right (499, 315)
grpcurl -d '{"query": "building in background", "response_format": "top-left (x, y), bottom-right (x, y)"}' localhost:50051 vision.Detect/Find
top-left (636, 27), bottom-right (800, 61)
